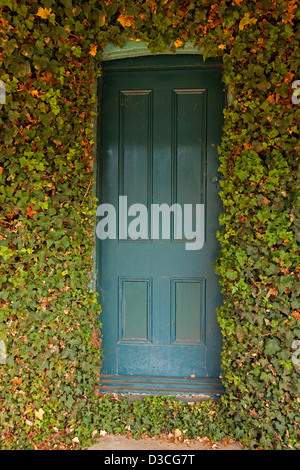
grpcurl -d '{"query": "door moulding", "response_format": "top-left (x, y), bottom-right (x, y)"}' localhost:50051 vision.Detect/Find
top-left (101, 39), bottom-right (204, 61)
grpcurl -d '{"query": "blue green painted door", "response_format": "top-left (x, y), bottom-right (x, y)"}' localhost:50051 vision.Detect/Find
top-left (97, 56), bottom-right (225, 395)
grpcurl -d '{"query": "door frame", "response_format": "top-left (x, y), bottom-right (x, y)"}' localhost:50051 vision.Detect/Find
top-left (101, 39), bottom-right (205, 61)
top-left (95, 42), bottom-right (226, 398)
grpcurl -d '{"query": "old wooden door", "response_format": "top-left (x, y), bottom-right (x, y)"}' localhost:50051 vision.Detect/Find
top-left (97, 55), bottom-right (225, 396)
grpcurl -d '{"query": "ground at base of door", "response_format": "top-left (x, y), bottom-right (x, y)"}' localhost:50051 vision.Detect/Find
top-left (99, 392), bottom-right (220, 403)
top-left (88, 432), bottom-right (243, 451)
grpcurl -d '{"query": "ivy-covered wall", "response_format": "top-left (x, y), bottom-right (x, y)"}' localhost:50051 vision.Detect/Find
top-left (0, 0), bottom-right (299, 450)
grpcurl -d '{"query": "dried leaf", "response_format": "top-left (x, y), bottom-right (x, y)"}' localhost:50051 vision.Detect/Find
top-left (266, 287), bottom-right (278, 298)
top-left (173, 428), bottom-right (183, 444)
top-left (292, 311), bottom-right (300, 321)
top-left (11, 377), bottom-right (22, 387)
top-left (35, 408), bottom-right (45, 421)
top-left (26, 205), bottom-right (37, 219)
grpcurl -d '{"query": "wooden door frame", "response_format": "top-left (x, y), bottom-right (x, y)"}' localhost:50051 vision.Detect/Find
top-left (94, 43), bottom-right (226, 398)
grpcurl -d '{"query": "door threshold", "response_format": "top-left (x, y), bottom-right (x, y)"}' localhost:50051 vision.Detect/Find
top-left (99, 374), bottom-right (225, 400)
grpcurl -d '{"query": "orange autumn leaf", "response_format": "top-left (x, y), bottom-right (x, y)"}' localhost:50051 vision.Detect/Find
top-left (89, 44), bottom-right (97, 57)
top-left (262, 196), bottom-right (271, 205)
top-left (117, 14), bottom-right (135, 28)
top-left (282, 0), bottom-right (297, 24)
top-left (28, 87), bottom-right (40, 97)
top-left (0, 17), bottom-right (9, 27)
top-left (26, 205), bottom-right (37, 219)
top-left (40, 72), bottom-right (53, 84)
top-left (174, 38), bottom-right (183, 48)
top-left (11, 377), bottom-right (22, 387)
top-left (267, 93), bottom-right (276, 104)
top-left (292, 311), bottom-right (300, 321)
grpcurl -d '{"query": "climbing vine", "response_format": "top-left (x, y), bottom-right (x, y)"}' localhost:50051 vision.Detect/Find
top-left (0, 0), bottom-right (299, 450)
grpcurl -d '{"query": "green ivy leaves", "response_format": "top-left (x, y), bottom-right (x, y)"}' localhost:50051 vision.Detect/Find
top-left (0, 0), bottom-right (299, 451)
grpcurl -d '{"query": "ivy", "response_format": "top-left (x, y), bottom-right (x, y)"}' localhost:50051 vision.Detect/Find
top-left (0, 0), bottom-right (299, 450)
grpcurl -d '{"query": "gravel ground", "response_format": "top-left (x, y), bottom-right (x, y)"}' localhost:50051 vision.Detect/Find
top-left (89, 432), bottom-right (243, 451)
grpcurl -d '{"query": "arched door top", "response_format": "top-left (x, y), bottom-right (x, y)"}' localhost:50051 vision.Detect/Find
top-left (101, 39), bottom-right (204, 61)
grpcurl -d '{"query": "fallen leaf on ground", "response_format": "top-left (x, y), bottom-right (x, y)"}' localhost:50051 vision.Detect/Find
top-left (173, 428), bottom-right (183, 444)
top-left (34, 408), bottom-right (44, 421)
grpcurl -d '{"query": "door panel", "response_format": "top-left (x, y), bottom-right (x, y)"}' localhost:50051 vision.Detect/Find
top-left (97, 56), bottom-right (225, 395)
top-left (171, 278), bottom-right (205, 345)
top-left (119, 89), bottom-right (152, 213)
top-left (119, 278), bottom-right (151, 343)
top-left (173, 88), bottom-right (206, 209)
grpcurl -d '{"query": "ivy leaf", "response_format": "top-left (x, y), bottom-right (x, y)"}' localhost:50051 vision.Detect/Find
top-left (239, 13), bottom-right (258, 31)
top-left (97, 12), bottom-right (107, 27)
top-left (264, 338), bottom-right (281, 356)
top-left (13, 60), bottom-right (31, 78)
